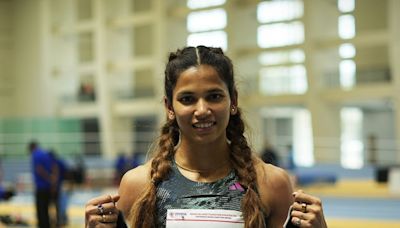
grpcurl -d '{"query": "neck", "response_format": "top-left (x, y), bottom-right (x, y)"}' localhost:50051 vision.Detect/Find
top-left (175, 139), bottom-right (230, 167)
top-left (175, 158), bottom-right (230, 174)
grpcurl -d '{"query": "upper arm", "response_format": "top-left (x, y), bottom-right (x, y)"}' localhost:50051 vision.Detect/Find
top-left (257, 163), bottom-right (294, 228)
top-left (117, 162), bottom-right (151, 219)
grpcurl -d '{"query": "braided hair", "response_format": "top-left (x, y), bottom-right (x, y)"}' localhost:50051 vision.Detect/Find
top-left (128, 46), bottom-right (266, 227)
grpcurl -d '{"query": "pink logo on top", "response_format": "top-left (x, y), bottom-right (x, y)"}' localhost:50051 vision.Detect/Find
top-left (228, 182), bottom-right (244, 192)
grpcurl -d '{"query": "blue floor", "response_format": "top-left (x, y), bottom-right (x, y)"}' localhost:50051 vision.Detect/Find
top-left (322, 196), bottom-right (400, 221)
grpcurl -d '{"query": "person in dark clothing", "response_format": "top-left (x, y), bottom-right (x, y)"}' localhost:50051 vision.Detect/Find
top-left (261, 140), bottom-right (280, 167)
top-left (73, 155), bottom-right (86, 185)
top-left (28, 141), bottom-right (57, 228)
top-left (114, 153), bottom-right (128, 185)
top-left (49, 150), bottom-right (69, 226)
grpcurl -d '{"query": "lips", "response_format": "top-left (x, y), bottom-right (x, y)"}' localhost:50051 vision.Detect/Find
top-left (193, 122), bottom-right (215, 128)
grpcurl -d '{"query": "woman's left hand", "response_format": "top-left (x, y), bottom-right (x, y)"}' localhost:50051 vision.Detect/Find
top-left (290, 190), bottom-right (328, 228)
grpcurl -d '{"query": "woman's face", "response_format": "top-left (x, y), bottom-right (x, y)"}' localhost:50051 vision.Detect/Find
top-left (168, 64), bottom-right (236, 145)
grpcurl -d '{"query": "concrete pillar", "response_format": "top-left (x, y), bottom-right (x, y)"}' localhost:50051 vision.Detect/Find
top-left (93, 0), bottom-right (115, 158)
top-left (303, 0), bottom-right (341, 163)
top-left (388, 0), bottom-right (400, 163)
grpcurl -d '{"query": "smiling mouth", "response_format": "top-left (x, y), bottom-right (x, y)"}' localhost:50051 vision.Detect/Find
top-left (193, 122), bottom-right (215, 128)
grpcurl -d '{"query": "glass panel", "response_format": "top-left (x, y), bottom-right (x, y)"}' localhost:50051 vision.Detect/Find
top-left (338, 14), bottom-right (356, 39)
top-left (341, 107), bottom-right (364, 169)
top-left (78, 32), bottom-right (94, 63)
top-left (132, 0), bottom-right (152, 13)
top-left (133, 68), bottom-right (154, 98)
top-left (293, 109), bottom-right (314, 167)
top-left (258, 22), bottom-right (304, 48)
top-left (339, 43), bottom-right (356, 58)
top-left (133, 116), bottom-right (158, 154)
top-left (259, 49), bottom-right (305, 66)
top-left (77, 0), bottom-right (92, 21)
top-left (187, 0), bottom-right (226, 9)
top-left (340, 59), bottom-right (356, 89)
top-left (338, 0), bottom-right (355, 13)
top-left (257, 0), bottom-right (303, 23)
top-left (112, 72), bottom-right (133, 100)
top-left (187, 8), bottom-right (227, 33)
top-left (187, 31), bottom-right (227, 50)
top-left (259, 65), bottom-right (307, 95)
top-left (132, 24), bottom-right (153, 56)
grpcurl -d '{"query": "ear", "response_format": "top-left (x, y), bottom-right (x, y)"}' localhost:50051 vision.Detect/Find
top-left (230, 105), bottom-right (238, 115)
top-left (230, 92), bottom-right (238, 115)
top-left (164, 97), bottom-right (175, 120)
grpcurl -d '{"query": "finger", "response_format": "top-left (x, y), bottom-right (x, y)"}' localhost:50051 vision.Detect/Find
top-left (111, 194), bottom-right (120, 204)
top-left (101, 202), bottom-right (119, 214)
top-left (291, 217), bottom-right (302, 227)
top-left (293, 190), bottom-right (322, 206)
top-left (292, 201), bottom-right (307, 212)
top-left (87, 194), bottom-right (116, 206)
top-left (99, 213), bottom-right (119, 223)
top-left (92, 202), bottom-right (119, 216)
top-left (291, 209), bottom-right (311, 221)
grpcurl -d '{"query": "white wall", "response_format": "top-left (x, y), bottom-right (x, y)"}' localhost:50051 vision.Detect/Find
top-left (0, 0), bottom-right (14, 116)
top-left (12, 0), bottom-right (54, 116)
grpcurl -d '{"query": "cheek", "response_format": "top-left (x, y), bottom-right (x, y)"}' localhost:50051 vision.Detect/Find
top-left (173, 107), bottom-right (192, 127)
top-left (216, 106), bottom-right (231, 121)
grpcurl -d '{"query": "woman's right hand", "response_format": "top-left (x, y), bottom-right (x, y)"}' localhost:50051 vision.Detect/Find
top-left (85, 194), bottom-right (120, 228)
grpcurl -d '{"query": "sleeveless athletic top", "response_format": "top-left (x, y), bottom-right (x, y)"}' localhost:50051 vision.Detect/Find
top-left (155, 160), bottom-right (246, 227)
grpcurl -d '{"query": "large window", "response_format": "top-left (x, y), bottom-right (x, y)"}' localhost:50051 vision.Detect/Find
top-left (258, 22), bottom-right (304, 48)
top-left (338, 0), bottom-right (356, 89)
top-left (186, 0), bottom-right (227, 50)
top-left (259, 65), bottom-right (307, 95)
top-left (257, 0), bottom-right (307, 95)
top-left (341, 108), bottom-right (364, 169)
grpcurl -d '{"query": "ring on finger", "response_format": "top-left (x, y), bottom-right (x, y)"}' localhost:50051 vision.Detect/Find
top-left (97, 204), bottom-right (105, 215)
top-left (102, 214), bottom-right (106, 223)
top-left (301, 203), bottom-right (307, 213)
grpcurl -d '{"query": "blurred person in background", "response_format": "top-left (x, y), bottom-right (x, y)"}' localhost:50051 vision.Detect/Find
top-left (72, 154), bottom-right (86, 187)
top-left (129, 152), bottom-right (144, 170)
top-left (0, 157), bottom-right (15, 201)
top-left (28, 141), bottom-right (57, 228)
top-left (49, 149), bottom-right (69, 227)
top-left (260, 139), bottom-right (280, 167)
top-left (84, 46), bottom-right (328, 228)
top-left (114, 153), bottom-right (129, 185)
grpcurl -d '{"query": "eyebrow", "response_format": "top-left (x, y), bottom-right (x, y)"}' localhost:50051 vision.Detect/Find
top-left (176, 88), bottom-right (225, 97)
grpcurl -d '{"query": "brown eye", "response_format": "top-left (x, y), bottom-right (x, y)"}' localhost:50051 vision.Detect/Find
top-left (208, 93), bottom-right (224, 102)
top-left (178, 96), bottom-right (195, 105)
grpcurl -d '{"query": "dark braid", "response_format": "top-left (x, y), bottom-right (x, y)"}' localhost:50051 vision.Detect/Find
top-left (128, 119), bottom-right (179, 227)
top-left (227, 109), bottom-right (266, 228)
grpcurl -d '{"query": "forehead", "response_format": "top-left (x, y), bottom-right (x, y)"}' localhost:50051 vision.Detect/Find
top-left (174, 65), bottom-right (228, 94)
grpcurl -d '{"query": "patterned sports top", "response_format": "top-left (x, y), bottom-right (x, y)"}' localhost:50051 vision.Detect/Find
top-left (155, 160), bottom-right (247, 227)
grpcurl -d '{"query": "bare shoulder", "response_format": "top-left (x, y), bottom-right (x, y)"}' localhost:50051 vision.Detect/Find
top-left (254, 158), bottom-right (294, 226)
top-left (256, 160), bottom-right (293, 191)
top-left (118, 160), bottom-right (152, 218)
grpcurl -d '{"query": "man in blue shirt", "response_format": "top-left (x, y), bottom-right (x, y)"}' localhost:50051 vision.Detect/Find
top-left (28, 141), bottom-right (56, 228)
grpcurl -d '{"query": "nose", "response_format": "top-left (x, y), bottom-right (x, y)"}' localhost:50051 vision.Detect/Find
top-left (194, 99), bottom-right (211, 118)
